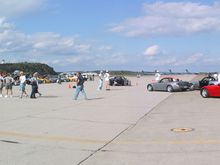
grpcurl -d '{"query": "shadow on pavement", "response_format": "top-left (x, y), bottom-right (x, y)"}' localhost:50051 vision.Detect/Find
top-left (40, 96), bottom-right (60, 98)
top-left (88, 97), bottom-right (104, 100)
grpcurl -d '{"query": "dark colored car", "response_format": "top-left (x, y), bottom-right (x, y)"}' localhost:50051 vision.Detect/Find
top-left (147, 77), bottom-right (191, 92)
top-left (191, 76), bottom-right (218, 90)
top-left (200, 84), bottom-right (220, 98)
top-left (109, 76), bottom-right (131, 86)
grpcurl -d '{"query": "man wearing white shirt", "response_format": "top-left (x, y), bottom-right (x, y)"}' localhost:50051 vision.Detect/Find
top-left (19, 71), bottom-right (28, 98)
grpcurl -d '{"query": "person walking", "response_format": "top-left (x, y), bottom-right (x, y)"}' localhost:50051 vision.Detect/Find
top-left (104, 70), bottom-right (110, 90)
top-left (4, 73), bottom-right (14, 98)
top-left (30, 72), bottom-right (39, 99)
top-left (97, 70), bottom-right (104, 90)
top-left (0, 72), bottom-right (4, 97)
top-left (34, 72), bottom-right (42, 97)
top-left (74, 72), bottom-right (88, 100)
top-left (19, 71), bottom-right (28, 98)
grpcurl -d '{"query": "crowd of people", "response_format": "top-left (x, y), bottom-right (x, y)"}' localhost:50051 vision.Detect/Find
top-left (0, 71), bottom-right (41, 99)
top-left (0, 70), bottom-right (112, 100)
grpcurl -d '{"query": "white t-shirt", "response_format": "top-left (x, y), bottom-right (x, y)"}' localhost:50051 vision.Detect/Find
top-left (155, 73), bottom-right (161, 81)
top-left (99, 73), bottom-right (104, 80)
top-left (20, 75), bottom-right (26, 84)
top-left (104, 73), bottom-right (110, 81)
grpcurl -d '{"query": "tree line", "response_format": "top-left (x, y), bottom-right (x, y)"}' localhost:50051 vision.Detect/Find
top-left (0, 62), bottom-right (57, 75)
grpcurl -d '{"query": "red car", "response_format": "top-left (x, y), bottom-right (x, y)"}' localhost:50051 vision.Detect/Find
top-left (200, 84), bottom-right (220, 98)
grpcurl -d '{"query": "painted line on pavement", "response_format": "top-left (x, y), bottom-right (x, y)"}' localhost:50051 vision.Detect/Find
top-left (0, 131), bottom-right (219, 145)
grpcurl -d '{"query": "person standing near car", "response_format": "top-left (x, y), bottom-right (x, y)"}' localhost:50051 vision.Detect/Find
top-left (104, 70), bottom-right (110, 90)
top-left (155, 70), bottom-right (161, 82)
top-left (74, 72), bottom-right (88, 100)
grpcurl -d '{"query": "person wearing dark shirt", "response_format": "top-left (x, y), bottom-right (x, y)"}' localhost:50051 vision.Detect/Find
top-left (74, 72), bottom-right (88, 100)
top-left (30, 73), bottom-right (38, 99)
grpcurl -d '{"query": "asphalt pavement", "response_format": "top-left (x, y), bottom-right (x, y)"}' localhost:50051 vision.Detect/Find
top-left (1, 74), bottom-right (219, 165)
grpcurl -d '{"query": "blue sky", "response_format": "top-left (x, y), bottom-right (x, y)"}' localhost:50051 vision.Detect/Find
top-left (0, 0), bottom-right (220, 72)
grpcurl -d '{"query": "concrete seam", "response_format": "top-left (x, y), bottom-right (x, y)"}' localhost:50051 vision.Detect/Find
top-left (77, 94), bottom-right (173, 165)
top-left (77, 124), bottom-right (134, 165)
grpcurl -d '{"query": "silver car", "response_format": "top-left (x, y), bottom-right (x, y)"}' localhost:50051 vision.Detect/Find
top-left (147, 77), bottom-right (191, 92)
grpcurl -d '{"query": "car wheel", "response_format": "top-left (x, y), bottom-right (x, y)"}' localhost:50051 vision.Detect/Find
top-left (147, 85), bottom-right (153, 91)
top-left (200, 88), bottom-right (209, 98)
top-left (167, 85), bottom-right (173, 92)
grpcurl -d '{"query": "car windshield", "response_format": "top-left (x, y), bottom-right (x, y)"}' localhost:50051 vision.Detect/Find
top-left (160, 78), bottom-right (172, 83)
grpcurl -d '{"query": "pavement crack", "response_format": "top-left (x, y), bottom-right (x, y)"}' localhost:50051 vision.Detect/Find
top-left (77, 124), bottom-right (134, 165)
top-left (77, 93), bottom-right (173, 165)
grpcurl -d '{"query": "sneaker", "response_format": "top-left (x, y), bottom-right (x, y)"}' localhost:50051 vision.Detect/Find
top-left (4, 95), bottom-right (8, 98)
top-left (0, 94), bottom-right (3, 98)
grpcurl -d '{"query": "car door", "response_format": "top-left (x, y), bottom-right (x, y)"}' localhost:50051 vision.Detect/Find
top-left (156, 78), bottom-right (169, 91)
top-left (210, 84), bottom-right (220, 97)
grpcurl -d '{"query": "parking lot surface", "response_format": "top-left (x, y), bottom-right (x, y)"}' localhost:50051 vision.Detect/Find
top-left (1, 75), bottom-right (219, 165)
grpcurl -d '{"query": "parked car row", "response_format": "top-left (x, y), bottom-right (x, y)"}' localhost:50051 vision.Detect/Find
top-left (147, 76), bottom-right (220, 98)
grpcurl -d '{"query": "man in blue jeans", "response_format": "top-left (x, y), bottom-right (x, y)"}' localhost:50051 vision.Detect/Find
top-left (74, 72), bottom-right (88, 100)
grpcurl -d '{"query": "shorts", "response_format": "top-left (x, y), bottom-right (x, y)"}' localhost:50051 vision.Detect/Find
top-left (0, 83), bottom-right (3, 89)
top-left (20, 83), bottom-right (26, 92)
top-left (5, 84), bottom-right (12, 90)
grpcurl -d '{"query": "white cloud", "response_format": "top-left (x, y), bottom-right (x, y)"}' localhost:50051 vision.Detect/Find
top-left (142, 51), bottom-right (206, 68)
top-left (109, 2), bottom-right (220, 37)
top-left (203, 57), bottom-right (220, 65)
top-left (0, 18), bottom-right (90, 58)
top-left (65, 56), bottom-right (82, 64)
top-left (144, 45), bottom-right (161, 56)
top-left (174, 53), bottom-right (204, 66)
top-left (0, 17), bottom-right (128, 70)
top-left (0, 18), bottom-right (92, 56)
top-left (98, 45), bottom-right (112, 51)
top-left (0, 17), bottom-right (13, 31)
top-left (151, 57), bottom-right (176, 66)
top-left (0, 0), bottom-right (45, 17)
